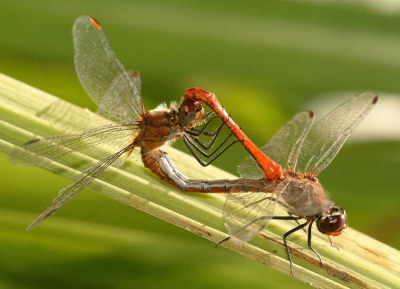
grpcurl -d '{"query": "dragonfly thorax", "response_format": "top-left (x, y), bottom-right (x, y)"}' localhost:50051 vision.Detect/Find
top-left (285, 170), bottom-right (318, 183)
top-left (281, 172), bottom-right (332, 217)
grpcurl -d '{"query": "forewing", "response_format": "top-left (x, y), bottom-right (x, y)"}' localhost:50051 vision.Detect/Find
top-left (237, 111), bottom-right (314, 178)
top-left (27, 144), bottom-right (132, 230)
top-left (223, 180), bottom-right (287, 243)
top-left (73, 16), bottom-right (144, 122)
top-left (128, 70), bottom-right (141, 97)
top-left (9, 121), bottom-right (138, 167)
top-left (296, 92), bottom-right (378, 176)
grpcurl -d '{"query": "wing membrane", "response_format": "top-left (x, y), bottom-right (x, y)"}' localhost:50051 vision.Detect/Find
top-left (73, 16), bottom-right (144, 122)
top-left (296, 92), bottom-right (378, 176)
top-left (238, 111), bottom-right (314, 178)
top-left (9, 121), bottom-right (138, 166)
top-left (27, 144), bottom-right (132, 230)
top-left (223, 180), bottom-right (285, 243)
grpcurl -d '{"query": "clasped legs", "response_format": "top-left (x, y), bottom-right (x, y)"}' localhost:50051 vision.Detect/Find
top-left (215, 215), bottom-right (324, 276)
top-left (183, 101), bottom-right (241, 167)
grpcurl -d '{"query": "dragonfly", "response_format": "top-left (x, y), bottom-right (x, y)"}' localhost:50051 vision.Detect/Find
top-left (184, 88), bottom-right (378, 273)
top-left (8, 16), bottom-right (238, 230)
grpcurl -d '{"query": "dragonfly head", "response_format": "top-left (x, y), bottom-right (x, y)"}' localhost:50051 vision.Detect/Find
top-left (178, 99), bottom-right (205, 128)
top-left (316, 206), bottom-right (347, 236)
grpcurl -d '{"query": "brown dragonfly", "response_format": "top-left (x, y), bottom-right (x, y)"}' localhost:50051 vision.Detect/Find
top-left (9, 16), bottom-right (238, 230)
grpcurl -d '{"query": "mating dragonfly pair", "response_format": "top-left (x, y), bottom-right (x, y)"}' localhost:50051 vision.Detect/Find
top-left (9, 16), bottom-right (378, 274)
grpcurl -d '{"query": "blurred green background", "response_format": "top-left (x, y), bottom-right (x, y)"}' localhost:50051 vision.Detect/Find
top-left (1, 0), bottom-right (399, 288)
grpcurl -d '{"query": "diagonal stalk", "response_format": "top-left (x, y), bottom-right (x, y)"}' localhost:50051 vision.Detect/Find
top-left (0, 73), bottom-right (399, 289)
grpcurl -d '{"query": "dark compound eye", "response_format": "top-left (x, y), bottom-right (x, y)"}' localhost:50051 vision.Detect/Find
top-left (181, 99), bottom-right (196, 114)
top-left (178, 99), bottom-right (198, 126)
top-left (317, 211), bottom-right (346, 235)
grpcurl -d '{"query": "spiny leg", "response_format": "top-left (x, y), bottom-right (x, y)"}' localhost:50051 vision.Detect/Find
top-left (183, 134), bottom-right (241, 167)
top-left (187, 121), bottom-right (228, 150)
top-left (188, 131), bottom-right (234, 153)
top-left (185, 121), bottom-right (242, 155)
top-left (187, 112), bottom-right (230, 140)
top-left (283, 221), bottom-right (310, 275)
top-left (328, 235), bottom-right (340, 251)
top-left (186, 108), bottom-right (229, 139)
top-left (186, 115), bottom-right (220, 137)
top-left (307, 220), bottom-right (323, 266)
top-left (216, 236), bottom-right (231, 248)
top-left (289, 212), bottom-right (307, 233)
top-left (203, 110), bottom-right (214, 119)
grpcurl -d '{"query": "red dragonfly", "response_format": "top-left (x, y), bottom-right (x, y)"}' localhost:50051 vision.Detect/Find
top-left (9, 16), bottom-right (237, 230)
top-left (184, 88), bottom-right (378, 273)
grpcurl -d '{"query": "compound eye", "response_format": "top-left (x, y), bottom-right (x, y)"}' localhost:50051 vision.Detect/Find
top-left (178, 99), bottom-right (198, 126)
top-left (181, 99), bottom-right (196, 114)
top-left (317, 214), bottom-right (346, 234)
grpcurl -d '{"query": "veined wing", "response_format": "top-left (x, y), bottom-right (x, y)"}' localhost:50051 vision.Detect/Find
top-left (73, 16), bottom-right (144, 122)
top-left (9, 121), bottom-right (138, 167)
top-left (296, 92), bottom-right (378, 177)
top-left (27, 144), bottom-right (133, 230)
top-left (223, 180), bottom-right (283, 243)
top-left (237, 111), bottom-right (314, 178)
top-left (129, 70), bottom-right (141, 97)
top-left (85, 70), bottom-right (141, 166)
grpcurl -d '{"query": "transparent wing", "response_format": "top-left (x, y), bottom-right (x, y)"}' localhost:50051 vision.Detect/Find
top-left (237, 111), bottom-right (314, 178)
top-left (280, 178), bottom-right (333, 216)
top-left (26, 144), bottom-right (132, 230)
top-left (128, 70), bottom-right (141, 97)
top-left (35, 100), bottom-right (91, 134)
top-left (223, 180), bottom-right (286, 243)
top-left (9, 121), bottom-right (138, 167)
top-left (73, 16), bottom-right (144, 122)
top-left (84, 70), bottom-right (142, 167)
top-left (296, 92), bottom-right (378, 176)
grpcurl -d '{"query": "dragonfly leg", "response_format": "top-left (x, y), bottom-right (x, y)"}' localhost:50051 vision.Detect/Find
top-left (307, 220), bottom-right (323, 266)
top-left (187, 119), bottom-right (228, 150)
top-left (187, 131), bottom-right (234, 154)
top-left (328, 235), bottom-right (340, 251)
top-left (289, 212), bottom-right (307, 233)
top-left (186, 115), bottom-right (220, 137)
top-left (183, 134), bottom-right (241, 167)
top-left (202, 110), bottom-right (214, 119)
top-left (215, 236), bottom-right (231, 248)
top-left (282, 221), bottom-right (310, 276)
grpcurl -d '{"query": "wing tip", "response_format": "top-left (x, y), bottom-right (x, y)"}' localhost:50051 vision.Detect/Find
top-left (26, 211), bottom-right (53, 231)
top-left (358, 91), bottom-right (379, 105)
top-left (26, 222), bottom-right (36, 231)
top-left (89, 17), bottom-right (102, 31)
